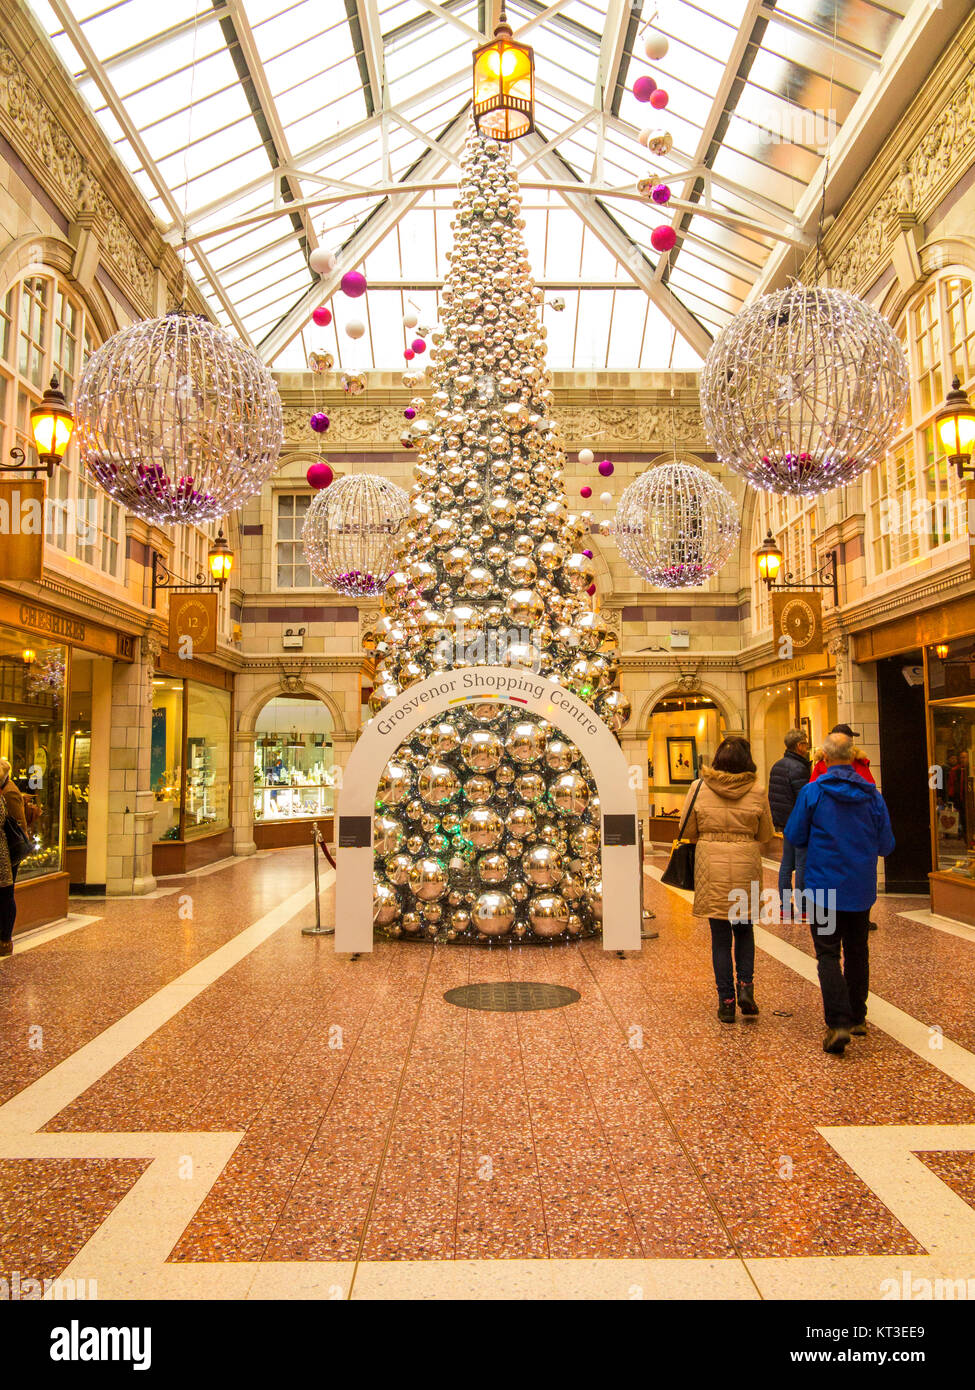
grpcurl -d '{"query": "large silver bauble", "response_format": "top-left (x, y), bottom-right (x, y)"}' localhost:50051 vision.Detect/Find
top-left (523, 843), bottom-right (563, 886)
top-left (378, 761), bottom-right (411, 806)
top-left (461, 806), bottom-right (504, 849)
top-left (544, 739), bottom-right (577, 772)
top-left (586, 879), bottom-right (604, 921)
top-left (528, 893), bottom-right (569, 937)
top-left (461, 729), bottom-right (503, 771)
top-left (504, 720), bottom-right (546, 765)
top-left (408, 857), bottom-right (449, 901)
top-left (598, 689), bottom-right (632, 732)
top-left (515, 771), bottom-right (546, 802)
top-left (385, 852), bottom-right (413, 886)
top-left (463, 775), bottom-right (495, 804)
top-left (418, 760), bottom-right (460, 805)
top-left (472, 891), bottom-right (516, 936)
top-left (505, 804), bottom-right (537, 838)
top-left (571, 823), bottom-right (600, 857)
top-left (550, 771), bottom-right (590, 817)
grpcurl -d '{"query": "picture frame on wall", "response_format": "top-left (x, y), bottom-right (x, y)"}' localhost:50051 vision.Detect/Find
top-left (667, 736), bottom-right (698, 783)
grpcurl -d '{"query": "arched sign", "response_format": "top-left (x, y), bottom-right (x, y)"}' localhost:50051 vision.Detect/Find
top-left (335, 666), bottom-right (642, 953)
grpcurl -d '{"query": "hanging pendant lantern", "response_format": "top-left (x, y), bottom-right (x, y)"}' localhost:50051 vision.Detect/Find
top-left (700, 285), bottom-right (909, 497)
top-left (302, 474), bottom-right (409, 596)
top-left (472, 7), bottom-right (534, 142)
top-left (614, 459), bottom-right (740, 588)
top-left (75, 311), bottom-right (283, 524)
top-left (936, 376), bottom-right (975, 478)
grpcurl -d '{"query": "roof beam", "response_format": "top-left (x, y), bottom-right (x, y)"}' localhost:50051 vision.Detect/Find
top-left (258, 112), bottom-right (470, 364)
top-left (45, 0), bottom-right (251, 342)
top-left (759, 4), bottom-right (883, 70)
top-left (520, 132), bottom-right (713, 358)
top-left (595, 0), bottom-right (629, 111)
top-left (346, 0), bottom-right (384, 117)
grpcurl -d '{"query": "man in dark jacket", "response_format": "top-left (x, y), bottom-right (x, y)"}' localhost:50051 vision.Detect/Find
top-left (768, 728), bottom-right (811, 922)
top-left (785, 733), bottom-right (895, 1056)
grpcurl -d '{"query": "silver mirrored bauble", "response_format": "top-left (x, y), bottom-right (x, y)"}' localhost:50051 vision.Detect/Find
top-left (461, 806), bottom-right (504, 848)
top-left (374, 816), bottom-right (404, 855)
top-left (374, 881), bottom-right (401, 926)
top-left (472, 891), bottom-right (516, 936)
top-left (378, 761), bottom-right (411, 806)
top-left (418, 761), bottom-right (460, 805)
top-left (504, 720), bottom-right (546, 764)
top-left (461, 729), bottom-right (503, 771)
top-left (523, 843), bottom-right (563, 886)
top-left (477, 852), bottom-right (509, 884)
top-left (385, 852), bottom-right (413, 886)
top-left (550, 771), bottom-right (590, 817)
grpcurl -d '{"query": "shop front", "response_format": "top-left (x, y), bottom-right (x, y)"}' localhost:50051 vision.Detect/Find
top-left (644, 692), bottom-right (727, 840)
top-left (853, 593), bottom-right (975, 918)
top-left (252, 693), bottom-right (335, 848)
top-left (151, 652), bottom-right (234, 875)
top-left (745, 651), bottom-right (837, 785)
top-left (0, 589), bottom-right (135, 928)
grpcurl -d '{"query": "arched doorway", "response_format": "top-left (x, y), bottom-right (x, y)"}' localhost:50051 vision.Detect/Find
top-left (252, 693), bottom-right (335, 849)
top-left (646, 691), bottom-right (728, 816)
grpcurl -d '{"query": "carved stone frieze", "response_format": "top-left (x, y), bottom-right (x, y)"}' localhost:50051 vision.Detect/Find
top-left (809, 68), bottom-right (975, 294)
top-left (0, 41), bottom-right (155, 311)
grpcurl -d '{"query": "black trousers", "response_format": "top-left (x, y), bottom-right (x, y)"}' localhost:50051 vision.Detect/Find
top-left (708, 918), bottom-right (755, 1000)
top-left (809, 908), bottom-right (870, 1029)
top-left (0, 881), bottom-right (16, 943)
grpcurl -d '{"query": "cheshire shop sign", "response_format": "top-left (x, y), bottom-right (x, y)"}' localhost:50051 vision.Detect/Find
top-left (373, 669), bottom-right (601, 742)
top-left (336, 666), bottom-right (642, 955)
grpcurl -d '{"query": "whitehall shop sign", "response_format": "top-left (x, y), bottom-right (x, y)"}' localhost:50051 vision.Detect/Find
top-left (334, 666), bottom-right (643, 954)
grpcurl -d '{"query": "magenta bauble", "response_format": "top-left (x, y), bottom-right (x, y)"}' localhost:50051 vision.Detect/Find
top-left (404, 407), bottom-right (416, 420)
top-left (411, 337), bottom-right (427, 354)
top-left (651, 224), bottom-right (677, 252)
top-left (633, 75), bottom-right (656, 102)
top-left (580, 485), bottom-right (592, 498)
top-left (598, 460), bottom-right (614, 477)
top-left (651, 183), bottom-right (671, 204)
top-left (403, 348), bottom-right (414, 361)
top-left (311, 306), bottom-right (332, 327)
top-left (650, 89), bottom-right (669, 109)
top-left (583, 549), bottom-right (593, 559)
top-left (306, 462), bottom-right (334, 490)
top-left (586, 584), bottom-right (596, 596)
top-left (340, 270), bottom-right (367, 298)
top-left (309, 412), bottom-right (330, 433)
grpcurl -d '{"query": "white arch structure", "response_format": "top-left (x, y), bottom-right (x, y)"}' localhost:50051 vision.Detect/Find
top-left (335, 666), bottom-right (642, 954)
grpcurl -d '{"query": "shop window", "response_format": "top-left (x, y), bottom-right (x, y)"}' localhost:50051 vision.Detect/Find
top-left (0, 268), bottom-right (122, 581)
top-left (0, 623), bottom-right (67, 882)
top-left (275, 493), bottom-right (320, 589)
top-left (865, 271), bottom-right (974, 582)
top-left (151, 678), bottom-right (231, 842)
top-left (747, 675), bottom-right (836, 785)
top-left (254, 694), bottom-right (335, 822)
top-left (929, 641), bottom-right (975, 877)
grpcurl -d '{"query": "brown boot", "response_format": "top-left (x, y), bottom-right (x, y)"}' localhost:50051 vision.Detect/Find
top-left (0, 940), bottom-right (13, 957)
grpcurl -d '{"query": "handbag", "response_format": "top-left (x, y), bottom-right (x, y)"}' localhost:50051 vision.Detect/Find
top-left (661, 779), bottom-right (703, 890)
top-left (4, 815), bottom-right (31, 869)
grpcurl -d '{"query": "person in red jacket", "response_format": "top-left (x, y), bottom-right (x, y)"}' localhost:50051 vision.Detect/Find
top-left (810, 723), bottom-right (875, 784)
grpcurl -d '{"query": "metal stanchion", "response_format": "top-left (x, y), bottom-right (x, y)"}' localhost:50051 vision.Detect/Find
top-left (302, 820), bottom-right (335, 936)
top-left (640, 821), bottom-right (659, 939)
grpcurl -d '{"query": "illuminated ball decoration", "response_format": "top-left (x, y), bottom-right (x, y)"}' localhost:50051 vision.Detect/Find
top-left (312, 305), bottom-right (332, 326)
top-left (699, 284), bottom-right (910, 496)
top-left (651, 225), bottom-right (676, 253)
top-left (76, 311), bottom-right (282, 524)
top-left (614, 459), bottom-right (740, 588)
top-left (341, 270), bottom-right (367, 298)
top-left (306, 461), bottom-right (333, 490)
top-left (302, 473), bottom-right (409, 595)
top-left (633, 75), bottom-right (656, 101)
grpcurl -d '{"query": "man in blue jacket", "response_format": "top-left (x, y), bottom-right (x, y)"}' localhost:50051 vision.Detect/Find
top-left (785, 732), bottom-right (895, 1056)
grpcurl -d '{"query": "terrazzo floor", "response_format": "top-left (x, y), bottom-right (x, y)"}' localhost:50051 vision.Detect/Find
top-left (2, 846), bottom-right (975, 1300)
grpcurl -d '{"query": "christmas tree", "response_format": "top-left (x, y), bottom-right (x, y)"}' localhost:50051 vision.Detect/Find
top-left (368, 129), bottom-right (630, 944)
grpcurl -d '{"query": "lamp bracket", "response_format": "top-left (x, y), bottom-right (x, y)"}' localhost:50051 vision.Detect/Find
top-left (764, 548), bottom-right (839, 606)
top-left (150, 550), bottom-right (224, 605)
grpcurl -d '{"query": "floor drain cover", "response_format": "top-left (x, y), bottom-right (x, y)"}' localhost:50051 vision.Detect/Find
top-left (444, 981), bottom-right (580, 1012)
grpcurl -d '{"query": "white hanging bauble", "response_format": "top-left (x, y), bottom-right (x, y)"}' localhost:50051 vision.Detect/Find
top-left (614, 459), bottom-right (740, 588)
top-left (75, 311), bottom-right (282, 523)
top-left (310, 247), bottom-right (337, 274)
top-left (403, 311), bottom-right (419, 329)
top-left (644, 31), bottom-right (669, 60)
top-left (578, 448), bottom-right (594, 466)
top-left (346, 319), bottom-right (366, 339)
top-left (700, 284), bottom-right (909, 496)
top-left (302, 473), bottom-right (409, 595)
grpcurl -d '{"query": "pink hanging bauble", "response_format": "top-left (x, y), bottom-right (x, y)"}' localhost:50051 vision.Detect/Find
top-left (633, 76), bottom-right (656, 102)
top-left (580, 485), bottom-right (592, 498)
top-left (586, 584), bottom-right (596, 596)
top-left (404, 407), bottom-right (416, 420)
top-left (306, 462), bottom-right (334, 490)
top-left (651, 183), bottom-right (671, 204)
top-left (309, 412), bottom-right (330, 433)
top-left (404, 348), bottom-right (415, 361)
top-left (340, 270), bottom-right (367, 298)
top-left (311, 306), bottom-right (332, 327)
top-left (650, 89), bottom-right (669, 109)
top-left (411, 338), bottom-right (427, 354)
top-left (598, 460), bottom-right (614, 477)
top-left (651, 225), bottom-right (676, 253)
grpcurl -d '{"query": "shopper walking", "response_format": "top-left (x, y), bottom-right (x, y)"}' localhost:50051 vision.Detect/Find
top-left (0, 797), bottom-right (15, 958)
top-left (678, 737), bottom-right (775, 1023)
top-left (768, 728), bottom-right (811, 922)
top-left (0, 759), bottom-right (28, 838)
top-left (810, 723), bottom-right (875, 784)
top-left (785, 732), bottom-right (895, 1055)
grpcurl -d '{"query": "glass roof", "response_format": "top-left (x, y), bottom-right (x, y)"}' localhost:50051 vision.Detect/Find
top-left (27, 0), bottom-right (909, 367)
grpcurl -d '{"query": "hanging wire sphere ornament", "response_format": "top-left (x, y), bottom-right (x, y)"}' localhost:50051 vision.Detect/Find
top-left (614, 459), bottom-right (740, 588)
top-left (302, 473), bottom-right (409, 596)
top-left (699, 284), bottom-right (909, 497)
top-left (75, 311), bottom-right (283, 523)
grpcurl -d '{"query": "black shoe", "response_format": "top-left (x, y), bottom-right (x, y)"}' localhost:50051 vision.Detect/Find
top-left (823, 1027), bottom-right (851, 1054)
top-left (851, 1020), bottom-right (867, 1037)
top-left (737, 981), bottom-right (759, 1017)
top-left (0, 939), bottom-right (12, 958)
top-left (868, 921), bottom-right (878, 931)
top-left (717, 998), bottom-right (736, 1023)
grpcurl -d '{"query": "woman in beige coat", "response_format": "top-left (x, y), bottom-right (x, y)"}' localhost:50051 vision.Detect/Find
top-left (678, 737), bottom-right (775, 1022)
